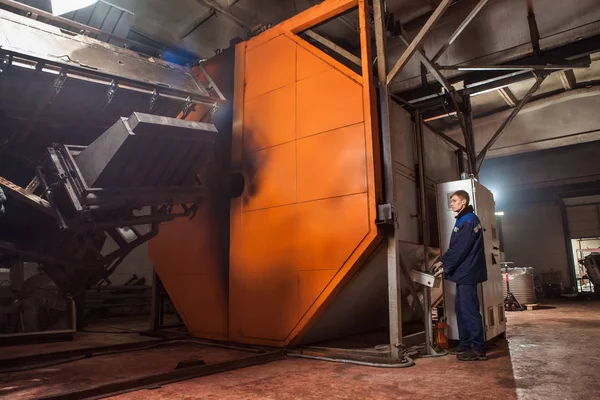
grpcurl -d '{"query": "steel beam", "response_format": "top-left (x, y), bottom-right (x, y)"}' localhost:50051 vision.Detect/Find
top-left (195, 0), bottom-right (253, 32)
top-left (424, 121), bottom-right (467, 152)
top-left (446, 91), bottom-right (476, 174)
top-left (558, 69), bottom-right (576, 90)
top-left (497, 87), bottom-right (517, 107)
top-left (526, 0), bottom-right (541, 55)
top-left (438, 63), bottom-right (590, 71)
top-left (431, 0), bottom-right (489, 63)
top-left (373, 0), bottom-right (404, 361)
top-left (305, 30), bottom-right (361, 66)
top-left (414, 110), bottom-right (435, 355)
top-left (399, 33), bottom-right (454, 94)
top-left (0, 175), bottom-right (53, 214)
top-left (475, 73), bottom-right (548, 173)
top-left (386, 0), bottom-right (453, 86)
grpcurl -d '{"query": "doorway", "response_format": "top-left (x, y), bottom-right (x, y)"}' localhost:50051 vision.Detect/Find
top-left (571, 237), bottom-right (600, 292)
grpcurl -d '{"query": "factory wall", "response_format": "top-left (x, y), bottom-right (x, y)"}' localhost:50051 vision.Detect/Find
top-left (390, 102), bottom-right (459, 246)
top-left (567, 205), bottom-right (600, 239)
top-left (499, 203), bottom-right (570, 287)
top-left (479, 143), bottom-right (600, 291)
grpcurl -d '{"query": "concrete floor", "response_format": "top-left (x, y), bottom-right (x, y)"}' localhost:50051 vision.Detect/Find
top-left (111, 299), bottom-right (600, 400)
top-left (2, 300), bottom-right (599, 399)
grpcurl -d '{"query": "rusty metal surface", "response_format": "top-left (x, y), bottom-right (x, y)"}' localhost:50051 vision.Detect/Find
top-left (0, 175), bottom-right (52, 215)
top-left (0, 9), bottom-right (217, 102)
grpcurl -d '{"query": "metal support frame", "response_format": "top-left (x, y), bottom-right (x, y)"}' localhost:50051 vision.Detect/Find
top-left (556, 196), bottom-right (577, 293)
top-left (305, 29), bottom-right (362, 66)
top-left (386, 0), bottom-right (453, 85)
top-left (437, 63), bottom-right (589, 71)
top-left (526, 0), bottom-right (541, 55)
top-left (195, 0), bottom-right (253, 32)
top-left (558, 69), bottom-right (576, 90)
top-left (431, 0), bottom-right (489, 63)
top-left (475, 72), bottom-right (547, 173)
top-left (399, 33), bottom-right (454, 94)
top-left (373, 0), bottom-right (404, 361)
top-left (424, 122), bottom-right (467, 153)
top-left (414, 110), bottom-right (436, 355)
top-left (497, 87), bottom-right (517, 107)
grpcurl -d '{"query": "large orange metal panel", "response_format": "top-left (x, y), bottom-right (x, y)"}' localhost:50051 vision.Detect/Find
top-left (240, 205), bottom-right (298, 276)
top-left (296, 193), bottom-right (370, 272)
top-left (243, 84), bottom-right (296, 152)
top-left (298, 270), bottom-right (337, 317)
top-left (230, 0), bottom-right (381, 347)
top-left (242, 141), bottom-right (297, 211)
top-left (147, 50), bottom-right (235, 342)
top-left (296, 68), bottom-right (364, 139)
top-left (297, 45), bottom-right (332, 81)
top-left (241, 270), bottom-right (300, 340)
top-left (159, 272), bottom-right (228, 336)
top-left (244, 35), bottom-right (296, 100)
top-left (150, 0), bottom-right (381, 348)
top-left (149, 200), bottom-right (229, 340)
top-left (296, 123), bottom-right (367, 202)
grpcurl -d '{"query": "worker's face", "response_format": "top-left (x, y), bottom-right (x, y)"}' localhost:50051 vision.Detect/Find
top-left (450, 195), bottom-right (467, 213)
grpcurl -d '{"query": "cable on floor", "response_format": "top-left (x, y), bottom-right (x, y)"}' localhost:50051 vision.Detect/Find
top-left (288, 353), bottom-right (415, 368)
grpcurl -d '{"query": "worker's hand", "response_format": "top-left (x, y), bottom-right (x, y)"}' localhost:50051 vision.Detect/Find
top-left (430, 261), bottom-right (443, 276)
top-left (433, 267), bottom-right (444, 278)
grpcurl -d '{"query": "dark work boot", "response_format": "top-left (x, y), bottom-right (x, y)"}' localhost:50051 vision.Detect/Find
top-left (448, 346), bottom-right (468, 355)
top-left (457, 349), bottom-right (488, 361)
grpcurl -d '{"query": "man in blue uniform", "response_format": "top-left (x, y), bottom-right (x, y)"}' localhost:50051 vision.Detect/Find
top-left (433, 190), bottom-right (487, 361)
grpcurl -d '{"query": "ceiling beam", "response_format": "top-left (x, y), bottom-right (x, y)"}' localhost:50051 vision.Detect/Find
top-left (497, 87), bottom-right (517, 107)
top-left (305, 29), bottom-right (361, 66)
top-left (475, 73), bottom-right (548, 173)
top-left (558, 69), bottom-right (577, 90)
top-left (195, 0), bottom-right (253, 32)
top-left (438, 63), bottom-right (590, 71)
top-left (431, 0), bottom-right (489, 63)
top-left (386, 0), bottom-right (453, 86)
top-left (399, 34), bottom-right (454, 94)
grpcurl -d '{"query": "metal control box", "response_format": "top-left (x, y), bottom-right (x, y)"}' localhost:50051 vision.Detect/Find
top-left (437, 178), bottom-right (505, 341)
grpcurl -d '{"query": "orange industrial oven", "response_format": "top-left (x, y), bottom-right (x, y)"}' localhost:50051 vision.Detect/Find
top-left (149, 0), bottom-right (385, 347)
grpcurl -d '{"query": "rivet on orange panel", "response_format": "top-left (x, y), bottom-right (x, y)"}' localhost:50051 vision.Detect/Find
top-left (296, 68), bottom-right (364, 138)
top-left (245, 35), bottom-right (296, 100)
top-left (296, 123), bottom-right (367, 202)
top-left (296, 193), bottom-right (370, 272)
top-left (242, 141), bottom-right (297, 211)
top-left (243, 84), bottom-right (296, 152)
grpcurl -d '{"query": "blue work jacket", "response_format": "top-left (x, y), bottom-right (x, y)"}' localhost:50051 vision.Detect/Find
top-left (442, 205), bottom-right (487, 284)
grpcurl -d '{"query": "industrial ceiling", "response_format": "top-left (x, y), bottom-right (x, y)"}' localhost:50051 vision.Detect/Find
top-left (4, 0), bottom-right (600, 160)
top-left (125, 0), bottom-right (600, 159)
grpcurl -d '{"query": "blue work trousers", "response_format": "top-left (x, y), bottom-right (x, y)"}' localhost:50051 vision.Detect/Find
top-left (455, 283), bottom-right (485, 354)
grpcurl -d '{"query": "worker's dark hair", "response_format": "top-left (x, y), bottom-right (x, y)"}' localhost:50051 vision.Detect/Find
top-left (451, 190), bottom-right (470, 205)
